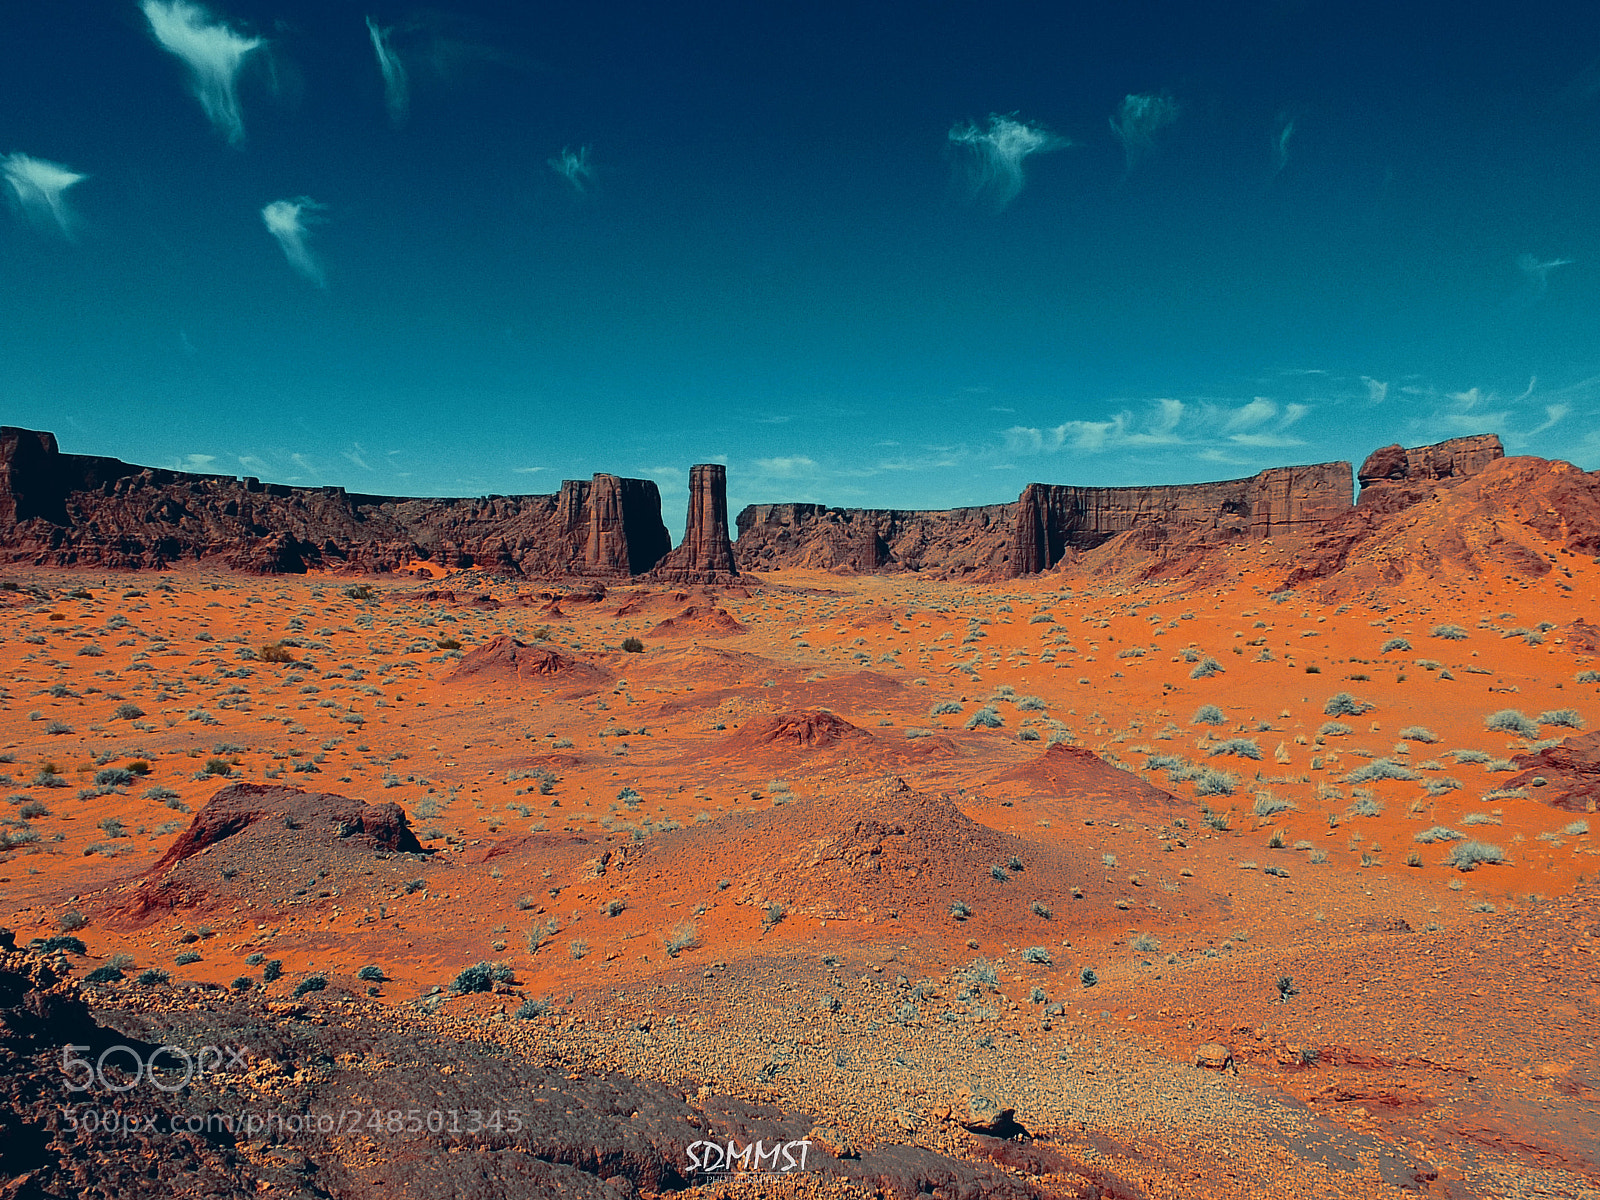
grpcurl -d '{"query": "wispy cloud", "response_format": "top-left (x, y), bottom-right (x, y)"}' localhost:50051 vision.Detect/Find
top-left (1, 153), bottom-right (88, 237)
top-left (1272, 111), bottom-right (1294, 176)
top-left (140, 1), bottom-right (263, 145)
top-left (948, 113), bottom-right (1068, 209)
top-left (1004, 395), bottom-right (1313, 457)
top-left (365, 16), bottom-right (409, 126)
top-left (511, 465), bottom-right (548, 474)
top-left (1108, 93), bottom-right (1179, 169)
top-left (1516, 252), bottom-right (1574, 299)
top-left (341, 444), bottom-right (372, 471)
top-left (1361, 376), bottom-right (1388, 404)
top-left (1004, 397), bottom-right (1187, 455)
top-left (753, 455), bottom-right (818, 478)
top-left (261, 197), bottom-right (326, 286)
top-left (548, 146), bottom-right (593, 192)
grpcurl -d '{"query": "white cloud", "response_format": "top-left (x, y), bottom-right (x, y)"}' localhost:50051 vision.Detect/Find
top-left (365, 16), bottom-right (409, 126)
top-left (1530, 404), bottom-right (1568, 435)
top-left (1361, 376), bottom-right (1388, 403)
top-left (1223, 397), bottom-right (1278, 432)
top-left (140, 1), bottom-right (263, 145)
top-left (511, 466), bottom-right (548, 474)
top-left (342, 445), bottom-right (372, 471)
top-left (261, 197), bottom-right (326, 286)
top-left (180, 453), bottom-right (216, 471)
top-left (948, 113), bottom-right (1068, 209)
top-left (1517, 252), bottom-right (1574, 297)
top-left (753, 455), bottom-right (818, 478)
top-left (1109, 93), bottom-right (1179, 168)
top-left (1, 153), bottom-right (88, 237)
top-left (1272, 112), bottom-right (1294, 175)
top-left (548, 146), bottom-right (593, 192)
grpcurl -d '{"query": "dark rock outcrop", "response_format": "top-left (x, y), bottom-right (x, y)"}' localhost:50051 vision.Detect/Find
top-left (1358, 434), bottom-right (1504, 489)
top-left (652, 463), bottom-right (739, 583)
top-left (0, 426), bottom-right (672, 577)
top-left (1504, 732), bottom-right (1600, 814)
top-left (734, 501), bottom-right (1015, 577)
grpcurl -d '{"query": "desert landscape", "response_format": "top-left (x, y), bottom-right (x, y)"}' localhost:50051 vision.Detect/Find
top-left (0, 426), bottom-right (1595, 1199)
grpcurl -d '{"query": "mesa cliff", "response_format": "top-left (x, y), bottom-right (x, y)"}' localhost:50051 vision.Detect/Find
top-left (0, 427), bottom-right (1519, 582)
top-left (0, 426), bottom-right (673, 578)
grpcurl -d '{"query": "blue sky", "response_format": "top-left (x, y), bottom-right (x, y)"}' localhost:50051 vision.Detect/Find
top-left (3, 1), bottom-right (1598, 538)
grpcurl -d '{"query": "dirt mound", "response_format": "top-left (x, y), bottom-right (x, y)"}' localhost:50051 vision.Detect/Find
top-left (444, 635), bottom-right (612, 687)
top-left (111, 784), bottom-right (426, 926)
top-left (648, 604), bottom-right (748, 637)
top-left (992, 742), bottom-right (1186, 816)
top-left (1282, 456), bottom-right (1600, 595)
top-left (1505, 732), bottom-right (1600, 814)
top-left (613, 778), bottom-right (1116, 928)
top-left (726, 709), bottom-right (871, 750)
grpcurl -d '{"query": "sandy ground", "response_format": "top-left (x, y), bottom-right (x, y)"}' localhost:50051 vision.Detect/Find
top-left (1, 553), bottom-right (1597, 1198)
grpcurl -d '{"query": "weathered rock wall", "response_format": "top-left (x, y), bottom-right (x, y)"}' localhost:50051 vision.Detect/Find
top-left (652, 463), bottom-right (740, 583)
top-left (733, 502), bottom-right (1016, 577)
top-left (0, 426), bottom-right (672, 576)
top-left (1012, 460), bottom-right (1355, 574)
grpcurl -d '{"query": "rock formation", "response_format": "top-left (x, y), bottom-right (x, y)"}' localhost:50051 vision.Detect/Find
top-left (734, 501), bottom-right (1015, 577)
top-left (651, 463), bottom-right (740, 583)
top-left (0, 426), bottom-right (672, 577)
top-left (1011, 460), bottom-right (1354, 574)
top-left (1357, 434), bottom-right (1504, 489)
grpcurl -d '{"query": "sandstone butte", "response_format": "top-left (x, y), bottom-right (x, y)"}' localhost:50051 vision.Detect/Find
top-left (0, 426), bottom-right (1507, 582)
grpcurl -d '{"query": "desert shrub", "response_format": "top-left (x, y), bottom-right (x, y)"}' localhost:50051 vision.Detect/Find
top-left (136, 968), bottom-right (170, 986)
top-left (989, 864), bottom-right (1009, 881)
top-left (356, 964), bottom-right (385, 981)
top-left (965, 706), bottom-right (1003, 730)
top-left (1564, 820), bottom-right (1590, 835)
top-left (1190, 657), bottom-right (1224, 679)
top-left (94, 767), bottom-right (135, 788)
top-left (1080, 967), bottom-right (1098, 988)
top-left (1448, 749), bottom-right (1490, 764)
top-left (1209, 738), bottom-right (1262, 760)
top-left (1318, 721), bottom-right (1352, 736)
top-left (1381, 638), bottom-right (1412, 652)
top-left (203, 758), bottom-right (232, 776)
top-left (112, 702), bottom-right (145, 720)
top-left (19, 800), bottom-right (48, 819)
top-left (44, 721), bottom-right (72, 736)
top-left (1577, 670), bottom-right (1600, 684)
top-left (1413, 826), bottom-right (1465, 844)
top-left (1252, 793), bottom-right (1290, 817)
top-left (174, 951), bottom-right (201, 965)
top-left (262, 959), bottom-right (283, 982)
top-left (621, 637), bottom-right (644, 653)
top-left (1538, 708), bottom-right (1584, 729)
top-left (1021, 946), bottom-right (1051, 964)
top-left (451, 962), bottom-right (509, 993)
top-left (1192, 768), bottom-right (1238, 797)
top-left (1192, 705), bottom-right (1227, 726)
top-left (605, 898), bottom-right (626, 917)
top-left (259, 643), bottom-right (295, 663)
top-left (1324, 692), bottom-right (1374, 717)
top-left (1397, 726), bottom-right (1439, 743)
top-left (1346, 758), bottom-right (1419, 784)
top-left (1430, 624), bottom-right (1468, 640)
top-left (1443, 840), bottom-right (1505, 870)
top-left (1130, 933), bottom-right (1160, 952)
top-left (345, 585), bottom-right (373, 600)
top-left (1015, 695), bottom-right (1046, 711)
top-left (949, 900), bottom-right (971, 919)
top-left (292, 974), bottom-right (328, 997)
top-left (1484, 709), bottom-right (1539, 738)
top-left (930, 701), bottom-right (963, 716)
top-left (32, 935), bottom-right (86, 955)
top-left (665, 920), bottom-right (700, 957)
top-left (58, 910), bottom-right (86, 932)
top-left (244, 952), bottom-right (265, 966)
top-left (516, 997), bottom-right (549, 1019)
top-left (763, 902), bottom-right (786, 927)
top-left (1030, 900), bottom-right (1051, 919)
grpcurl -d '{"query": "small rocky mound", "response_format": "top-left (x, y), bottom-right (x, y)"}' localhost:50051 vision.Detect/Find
top-left (993, 742), bottom-right (1186, 815)
top-left (1505, 732), bottom-right (1600, 814)
top-left (444, 635), bottom-right (612, 687)
top-left (648, 603), bottom-right (748, 637)
top-left (729, 709), bottom-right (868, 749)
top-left (612, 778), bottom-right (1111, 928)
top-left (112, 784), bottom-right (425, 925)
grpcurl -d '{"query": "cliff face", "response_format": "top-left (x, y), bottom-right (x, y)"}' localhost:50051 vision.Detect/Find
top-left (652, 464), bottom-right (740, 584)
top-left (1012, 460), bottom-right (1354, 574)
top-left (735, 462), bottom-right (1353, 579)
top-left (0, 426), bottom-right (672, 577)
top-left (734, 502), bottom-right (1016, 577)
